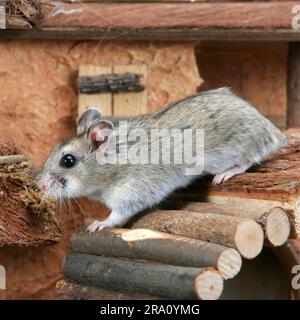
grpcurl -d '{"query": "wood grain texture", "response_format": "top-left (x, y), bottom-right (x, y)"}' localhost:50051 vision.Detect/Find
top-left (72, 228), bottom-right (242, 279)
top-left (1, 28), bottom-right (300, 41)
top-left (161, 201), bottom-right (291, 246)
top-left (113, 65), bottom-right (147, 116)
top-left (43, 2), bottom-right (296, 30)
top-left (63, 252), bottom-right (224, 300)
top-left (131, 210), bottom-right (264, 259)
top-left (78, 65), bottom-right (112, 117)
top-left (55, 280), bottom-right (161, 300)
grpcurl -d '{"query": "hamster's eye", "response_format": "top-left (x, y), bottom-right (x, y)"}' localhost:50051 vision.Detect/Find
top-left (59, 154), bottom-right (77, 169)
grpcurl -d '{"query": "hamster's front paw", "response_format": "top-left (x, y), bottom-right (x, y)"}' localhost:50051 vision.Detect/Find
top-left (87, 220), bottom-right (111, 233)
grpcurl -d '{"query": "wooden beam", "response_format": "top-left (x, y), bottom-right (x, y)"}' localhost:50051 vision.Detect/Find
top-left (1, 28), bottom-right (300, 42)
top-left (287, 43), bottom-right (300, 128)
top-left (0, 2), bottom-right (298, 41)
top-left (43, 3), bottom-right (296, 30)
top-left (63, 252), bottom-right (224, 300)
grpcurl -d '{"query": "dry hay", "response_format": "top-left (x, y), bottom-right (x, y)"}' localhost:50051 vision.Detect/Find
top-left (0, 140), bottom-right (61, 246)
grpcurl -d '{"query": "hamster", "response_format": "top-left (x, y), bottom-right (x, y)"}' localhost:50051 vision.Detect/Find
top-left (38, 87), bottom-right (287, 232)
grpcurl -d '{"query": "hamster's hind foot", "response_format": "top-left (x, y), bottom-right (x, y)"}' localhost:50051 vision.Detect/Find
top-left (212, 164), bottom-right (250, 185)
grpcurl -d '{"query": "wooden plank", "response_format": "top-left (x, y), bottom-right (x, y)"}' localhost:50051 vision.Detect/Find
top-left (287, 43), bottom-right (300, 128)
top-left (78, 65), bottom-right (112, 118)
top-left (113, 65), bottom-right (147, 116)
top-left (43, 3), bottom-right (296, 30)
top-left (1, 28), bottom-right (300, 42)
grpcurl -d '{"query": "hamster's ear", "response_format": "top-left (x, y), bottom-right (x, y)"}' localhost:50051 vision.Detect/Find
top-left (87, 120), bottom-right (115, 151)
top-left (77, 107), bottom-right (102, 135)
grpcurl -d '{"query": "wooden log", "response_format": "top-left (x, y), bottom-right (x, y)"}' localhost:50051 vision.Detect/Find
top-left (161, 201), bottom-right (291, 246)
top-left (63, 252), bottom-right (224, 300)
top-left (131, 210), bottom-right (264, 259)
top-left (78, 73), bottom-right (144, 94)
top-left (287, 43), bottom-right (300, 128)
top-left (72, 228), bottom-right (242, 279)
top-left (0, 155), bottom-right (26, 165)
top-left (55, 280), bottom-right (161, 300)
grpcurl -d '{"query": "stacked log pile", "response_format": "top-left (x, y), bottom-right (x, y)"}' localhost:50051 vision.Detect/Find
top-left (61, 130), bottom-right (300, 300)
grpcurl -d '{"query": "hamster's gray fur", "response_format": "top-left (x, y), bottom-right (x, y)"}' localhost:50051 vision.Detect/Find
top-left (38, 88), bottom-right (287, 232)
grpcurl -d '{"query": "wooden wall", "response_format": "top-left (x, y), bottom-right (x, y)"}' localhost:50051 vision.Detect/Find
top-left (196, 42), bottom-right (288, 129)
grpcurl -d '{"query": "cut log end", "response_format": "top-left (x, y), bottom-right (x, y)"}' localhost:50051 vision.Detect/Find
top-left (217, 248), bottom-right (242, 280)
top-left (235, 219), bottom-right (264, 259)
top-left (265, 207), bottom-right (291, 247)
top-left (194, 269), bottom-right (223, 300)
top-left (294, 198), bottom-right (300, 238)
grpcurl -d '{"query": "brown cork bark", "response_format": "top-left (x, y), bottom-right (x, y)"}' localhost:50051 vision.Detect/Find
top-left (63, 252), bottom-right (224, 300)
top-left (131, 210), bottom-right (264, 259)
top-left (0, 141), bottom-right (61, 246)
top-left (73, 228), bottom-right (242, 279)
